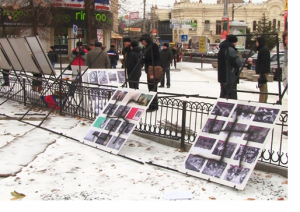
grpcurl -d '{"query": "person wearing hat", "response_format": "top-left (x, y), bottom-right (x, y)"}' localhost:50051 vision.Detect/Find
top-left (127, 40), bottom-right (143, 89)
top-left (107, 44), bottom-right (119, 69)
top-left (159, 43), bottom-right (173, 88)
top-left (47, 46), bottom-right (58, 68)
top-left (217, 34), bottom-right (242, 99)
top-left (121, 37), bottom-right (131, 69)
top-left (87, 42), bottom-right (95, 51)
top-left (86, 42), bottom-right (110, 69)
top-left (70, 41), bottom-right (88, 67)
top-left (139, 33), bottom-right (160, 112)
top-left (255, 36), bottom-right (270, 103)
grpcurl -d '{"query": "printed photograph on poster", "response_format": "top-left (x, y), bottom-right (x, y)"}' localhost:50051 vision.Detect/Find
top-left (94, 101), bottom-right (103, 115)
top-left (94, 132), bottom-right (113, 146)
top-left (104, 119), bottom-right (122, 132)
top-left (99, 117), bottom-right (110, 129)
top-left (231, 104), bottom-right (256, 120)
top-left (117, 71), bottom-right (126, 84)
top-left (89, 71), bottom-right (99, 84)
top-left (221, 122), bottom-right (247, 138)
top-left (233, 145), bottom-right (260, 164)
top-left (103, 103), bottom-right (118, 115)
top-left (202, 119), bottom-right (226, 135)
top-left (98, 71), bottom-right (108, 84)
top-left (135, 93), bottom-right (154, 107)
top-left (211, 102), bottom-right (235, 117)
top-left (243, 125), bottom-right (270, 143)
top-left (112, 90), bottom-right (128, 102)
top-left (184, 154), bottom-right (206, 172)
top-left (202, 160), bottom-right (227, 178)
top-left (192, 136), bottom-right (217, 153)
top-left (113, 105), bottom-right (131, 118)
top-left (122, 92), bottom-right (141, 104)
top-left (132, 108), bottom-right (145, 121)
top-left (118, 122), bottom-right (135, 135)
top-left (223, 165), bottom-right (250, 185)
top-left (108, 71), bottom-right (118, 83)
top-left (253, 107), bottom-right (280, 124)
top-left (211, 140), bottom-right (237, 159)
top-left (83, 130), bottom-right (101, 143)
top-left (93, 116), bottom-right (107, 129)
top-left (107, 136), bottom-right (126, 150)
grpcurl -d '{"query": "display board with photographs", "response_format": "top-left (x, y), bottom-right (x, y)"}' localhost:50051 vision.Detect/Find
top-left (87, 69), bottom-right (125, 86)
top-left (82, 88), bottom-right (155, 154)
top-left (179, 99), bottom-right (282, 190)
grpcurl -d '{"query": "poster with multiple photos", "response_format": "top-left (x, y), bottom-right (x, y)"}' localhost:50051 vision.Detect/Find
top-left (82, 87), bottom-right (156, 154)
top-left (179, 99), bottom-right (282, 190)
top-left (88, 69), bottom-right (126, 86)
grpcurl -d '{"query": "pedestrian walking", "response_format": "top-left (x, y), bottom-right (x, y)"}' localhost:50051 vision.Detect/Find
top-left (86, 42), bottom-right (110, 68)
top-left (127, 40), bottom-right (143, 89)
top-left (107, 44), bottom-right (119, 69)
top-left (159, 43), bottom-right (173, 88)
top-left (47, 46), bottom-right (58, 68)
top-left (217, 35), bottom-right (242, 100)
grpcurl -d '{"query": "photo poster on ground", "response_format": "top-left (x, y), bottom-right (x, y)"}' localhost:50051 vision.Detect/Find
top-left (82, 87), bottom-right (156, 154)
top-left (178, 99), bottom-right (282, 190)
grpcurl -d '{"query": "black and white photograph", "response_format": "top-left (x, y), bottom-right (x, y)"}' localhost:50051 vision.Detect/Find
top-left (223, 165), bottom-right (250, 185)
top-left (103, 103), bottom-right (118, 115)
top-left (94, 132), bottom-right (113, 146)
top-left (117, 71), bottom-right (126, 84)
top-left (98, 71), bottom-right (108, 84)
top-left (122, 92), bottom-right (141, 104)
top-left (117, 122), bottom-right (135, 135)
top-left (192, 136), bottom-right (217, 152)
top-left (202, 119), bottom-right (226, 135)
top-left (233, 145), bottom-right (260, 164)
top-left (221, 122), bottom-right (247, 138)
top-left (212, 140), bottom-right (237, 159)
top-left (211, 102), bottom-right (235, 117)
top-left (202, 160), bottom-right (227, 178)
top-left (83, 130), bottom-right (101, 143)
top-left (108, 71), bottom-right (118, 83)
top-left (104, 119), bottom-right (122, 132)
top-left (135, 94), bottom-right (154, 107)
top-left (107, 136), bottom-right (126, 150)
top-left (253, 107), bottom-right (280, 124)
top-left (184, 154), bottom-right (206, 172)
top-left (243, 125), bottom-right (270, 143)
top-left (112, 90), bottom-right (128, 102)
top-left (89, 71), bottom-right (99, 84)
top-left (113, 105), bottom-right (131, 118)
top-left (231, 104), bottom-right (256, 120)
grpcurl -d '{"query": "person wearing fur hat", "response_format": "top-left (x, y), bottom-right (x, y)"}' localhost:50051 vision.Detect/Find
top-left (217, 34), bottom-right (242, 99)
top-left (127, 40), bottom-right (143, 89)
top-left (255, 36), bottom-right (270, 103)
top-left (159, 43), bottom-right (173, 88)
top-left (121, 37), bottom-right (131, 69)
top-left (139, 33), bottom-right (160, 112)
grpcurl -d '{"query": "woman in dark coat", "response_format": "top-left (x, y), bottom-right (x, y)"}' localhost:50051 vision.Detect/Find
top-left (127, 40), bottom-right (142, 89)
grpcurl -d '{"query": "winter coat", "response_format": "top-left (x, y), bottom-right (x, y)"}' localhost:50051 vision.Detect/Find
top-left (47, 51), bottom-right (58, 63)
top-left (70, 47), bottom-right (88, 66)
top-left (107, 47), bottom-right (119, 65)
top-left (142, 42), bottom-right (160, 74)
top-left (255, 38), bottom-right (270, 75)
top-left (217, 40), bottom-right (242, 84)
top-left (122, 46), bottom-right (131, 69)
top-left (127, 46), bottom-right (143, 80)
top-left (160, 48), bottom-right (173, 68)
top-left (86, 47), bottom-right (110, 68)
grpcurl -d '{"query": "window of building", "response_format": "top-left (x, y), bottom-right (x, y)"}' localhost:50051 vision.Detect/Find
top-left (205, 20), bottom-right (210, 31)
top-left (273, 19), bottom-right (276, 31)
top-left (258, 21), bottom-right (261, 29)
top-left (253, 21), bottom-right (256, 31)
top-left (216, 20), bottom-right (221, 34)
top-left (278, 21), bottom-right (280, 32)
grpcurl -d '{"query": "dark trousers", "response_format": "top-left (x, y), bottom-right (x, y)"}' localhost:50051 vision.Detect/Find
top-left (220, 83), bottom-right (237, 100)
top-left (161, 66), bottom-right (170, 87)
top-left (147, 79), bottom-right (158, 110)
top-left (128, 74), bottom-right (141, 89)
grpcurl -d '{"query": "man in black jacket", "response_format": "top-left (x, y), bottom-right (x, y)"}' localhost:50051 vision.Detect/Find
top-left (255, 36), bottom-right (270, 103)
top-left (121, 37), bottom-right (131, 69)
top-left (107, 44), bottom-right (119, 69)
top-left (127, 40), bottom-right (142, 89)
top-left (159, 43), bottom-right (173, 88)
top-left (47, 46), bottom-right (58, 68)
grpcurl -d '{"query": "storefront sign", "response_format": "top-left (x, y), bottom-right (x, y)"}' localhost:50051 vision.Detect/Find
top-left (52, 0), bottom-right (110, 11)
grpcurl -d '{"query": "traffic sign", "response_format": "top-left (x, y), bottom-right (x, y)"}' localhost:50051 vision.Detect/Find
top-left (181, 35), bottom-right (188, 42)
top-left (73, 25), bottom-right (78, 35)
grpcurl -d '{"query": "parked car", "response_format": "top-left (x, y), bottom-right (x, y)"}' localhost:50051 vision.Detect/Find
top-left (270, 53), bottom-right (284, 81)
top-left (183, 49), bottom-right (193, 56)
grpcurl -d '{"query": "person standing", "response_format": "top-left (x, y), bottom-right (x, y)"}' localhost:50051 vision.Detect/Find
top-left (127, 40), bottom-right (143, 89)
top-left (47, 46), bottom-right (58, 68)
top-left (70, 41), bottom-right (88, 66)
top-left (159, 43), bottom-right (173, 88)
top-left (139, 34), bottom-right (160, 112)
top-left (121, 37), bottom-right (131, 69)
top-left (86, 42), bottom-right (110, 69)
top-left (217, 35), bottom-right (242, 100)
top-left (107, 44), bottom-right (119, 69)
top-left (87, 42), bottom-right (95, 51)
top-left (255, 37), bottom-right (270, 103)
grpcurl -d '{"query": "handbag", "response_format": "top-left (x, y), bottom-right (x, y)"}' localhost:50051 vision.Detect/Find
top-left (147, 65), bottom-right (163, 82)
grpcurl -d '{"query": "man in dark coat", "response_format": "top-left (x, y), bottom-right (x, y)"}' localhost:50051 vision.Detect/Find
top-left (47, 46), bottom-right (58, 68)
top-left (127, 40), bottom-right (142, 89)
top-left (121, 37), bottom-right (131, 69)
top-left (217, 35), bottom-right (242, 100)
top-left (107, 44), bottom-right (119, 69)
top-left (86, 42), bottom-right (110, 68)
top-left (159, 43), bottom-right (173, 88)
top-left (255, 36), bottom-right (270, 103)
top-left (139, 34), bottom-right (160, 112)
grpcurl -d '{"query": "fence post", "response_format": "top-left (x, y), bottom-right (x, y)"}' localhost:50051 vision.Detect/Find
top-left (180, 101), bottom-right (187, 152)
top-left (23, 78), bottom-right (26, 106)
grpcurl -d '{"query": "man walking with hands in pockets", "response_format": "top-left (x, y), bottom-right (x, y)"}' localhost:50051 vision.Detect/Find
top-left (159, 43), bottom-right (173, 88)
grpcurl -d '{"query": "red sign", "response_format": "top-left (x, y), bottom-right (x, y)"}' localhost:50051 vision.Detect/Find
top-left (129, 12), bottom-right (139, 20)
top-left (153, 29), bottom-right (157, 35)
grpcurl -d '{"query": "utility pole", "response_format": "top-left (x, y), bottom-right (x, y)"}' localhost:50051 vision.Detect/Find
top-left (232, 4), bottom-right (234, 21)
top-left (221, 0), bottom-right (229, 42)
top-left (143, 0), bottom-right (146, 33)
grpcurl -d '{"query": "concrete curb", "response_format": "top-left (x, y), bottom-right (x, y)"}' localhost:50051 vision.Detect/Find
top-left (132, 131), bottom-right (288, 178)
